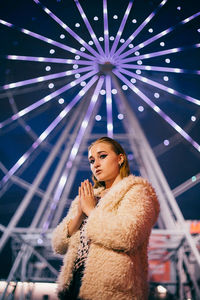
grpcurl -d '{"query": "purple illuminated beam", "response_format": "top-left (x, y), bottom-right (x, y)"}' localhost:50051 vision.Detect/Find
top-left (117, 67), bottom-right (200, 106)
top-left (6, 54), bottom-right (96, 65)
top-left (105, 75), bottom-right (113, 137)
top-left (0, 66), bottom-right (94, 91)
top-left (114, 0), bottom-right (168, 57)
top-left (118, 63), bottom-right (200, 74)
top-left (119, 44), bottom-right (200, 63)
top-left (0, 75), bottom-right (98, 189)
top-left (110, 1), bottom-right (133, 57)
top-left (118, 12), bottom-right (200, 60)
top-left (74, 0), bottom-right (105, 57)
top-left (0, 69), bottom-right (97, 129)
top-left (0, 19), bottom-right (95, 61)
top-left (41, 76), bottom-right (104, 232)
top-left (103, 0), bottom-right (110, 57)
top-left (113, 69), bottom-right (200, 152)
top-left (33, 0), bottom-right (102, 60)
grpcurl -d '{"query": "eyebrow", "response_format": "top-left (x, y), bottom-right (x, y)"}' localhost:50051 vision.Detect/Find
top-left (88, 150), bottom-right (108, 159)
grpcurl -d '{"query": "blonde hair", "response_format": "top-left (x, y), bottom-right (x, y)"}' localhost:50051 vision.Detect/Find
top-left (88, 137), bottom-right (130, 188)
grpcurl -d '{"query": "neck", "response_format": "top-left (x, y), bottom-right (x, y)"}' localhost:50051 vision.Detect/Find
top-left (105, 174), bottom-right (122, 189)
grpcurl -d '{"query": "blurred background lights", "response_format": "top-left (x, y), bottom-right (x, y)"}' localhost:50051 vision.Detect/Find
top-left (148, 28), bottom-right (153, 33)
top-left (191, 116), bottom-right (196, 122)
top-left (49, 49), bottom-right (55, 54)
top-left (192, 176), bottom-right (196, 182)
top-left (117, 113), bottom-right (124, 120)
top-left (128, 154), bottom-right (134, 160)
top-left (197, 28), bottom-right (200, 33)
top-left (129, 44), bottom-right (134, 48)
top-left (131, 78), bottom-right (136, 83)
top-left (136, 70), bottom-right (141, 74)
top-left (132, 19), bottom-right (137, 23)
top-left (75, 73), bottom-right (80, 78)
top-left (75, 23), bottom-right (80, 27)
top-left (138, 106), bottom-right (144, 112)
top-left (177, 6), bottom-right (181, 10)
top-left (95, 114), bottom-right (101, 121)
top-left (48, 83), bottom-right (54, 89)
top-left (156, 285), bottom-right (167, 295)
top-left (113, 15), bottom-right (118, 19)
top-left (122, 85), bottom-right (128, 90)
top-left (80, 47), bottom-right (85, 51)
top-left (99, 37), bottom-right (104, 41)
top-left (80, 81), bottom-right (86, 87)
top-left (163, 76), bottom-right (169, 81)
top-left (45, 66), bottom-right (51, 71)
top-left (110, 36), bottom-right (114, 41)
top-left (120, 38), bottom-right (125, 43)
top-left (137, 60), bottom-right (142, 65)
top-left (160, 42), bottom-right (165, 47)
top-left (60, 34), bottom-right (65, 39)
top-left (111, 89), bottom-right (117, 94)
top-left (100, 89), bottom-right (106, 95)
top-left (58, 98), bottom-right (64, 104)
top-left (164, 139), bottom-right (170, 146)
top-left (154, 92), bottom-right (160, 98)
top-left (73, 64), bottom-right (78, 69)
top-left (88, 40), bottom-right (94, 45)
top-left (93, 16), bottom-right (98, 21)
top-left (165, 58), bottom-right (171, 63)
top-left (135, 51), bottom-right (140, 56)
top-left (75, 55), bottom-right (80, 60)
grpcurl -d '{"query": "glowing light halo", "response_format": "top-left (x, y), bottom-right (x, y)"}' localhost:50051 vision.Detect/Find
top-left (0, 75), bottom-right (98, 188)
top-left (113, 69), bottom-right (200, 152)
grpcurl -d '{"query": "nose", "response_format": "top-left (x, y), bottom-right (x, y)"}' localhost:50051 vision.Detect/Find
top-left (93, 158), bottom-right (100, 168)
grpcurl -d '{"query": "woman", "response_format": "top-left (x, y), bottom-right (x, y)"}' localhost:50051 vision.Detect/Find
top-left (52, 137), bottom-right (159, 300)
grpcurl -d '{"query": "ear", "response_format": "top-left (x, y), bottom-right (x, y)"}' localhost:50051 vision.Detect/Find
top-left (118, 154), bottom-right (124, 165)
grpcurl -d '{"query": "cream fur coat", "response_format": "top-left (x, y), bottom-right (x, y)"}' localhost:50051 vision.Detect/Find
top-left (52, 175), bottom-right (159, 300)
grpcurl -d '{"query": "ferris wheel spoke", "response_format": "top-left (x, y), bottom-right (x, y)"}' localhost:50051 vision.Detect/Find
top-left (0, 74), bottom-right (99, 189)
top-left (105, 75), bottom-right (113, 137)
top-left (32, 0), bottom-right (102, 60)
top-left (117, 12), bottom-right (200, 60)
top-left (0, 69), bottom-right (97, 129)
top-left (117, 67), bottom-right (200, 106)
top-left (113, 69), bottom-right (200, 152)
top-left (0, 19), bottom-right (95, 61)
top-left (110, 0), bottom-right (134, 57)
top-left (74, 0), bottom-right (105, 57)
top-left (114, 0), bottom-right (168, 57)
top-left (5, 54), bottom-right (96, 65)
top-left (103, 0), bottom-right (110, 57)
top-left (119, 43), bottom-right (200, 64)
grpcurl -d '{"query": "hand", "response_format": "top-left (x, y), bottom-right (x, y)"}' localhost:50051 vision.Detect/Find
top-left (79, 179), bottom-right (96, 216)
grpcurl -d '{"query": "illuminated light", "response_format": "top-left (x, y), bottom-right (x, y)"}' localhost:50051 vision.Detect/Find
top-left (177, 6), bottom-right (181, 10)
top-left (164, 139), bottom-right (169, 146)
top-left (75, 55), bottom-right (80, 60)
top-left (91, 95), bottom-right (98, 102)
top-left (58, 98), bottom-right (64, 104)
top-left (82, 120), bottom-right (88, 128)
top-left (66, 59), bottom-right (72, 63)
top-left (148, 28), bottom-right (153, 33)
top-left (132, 19), bottom-right (137, 23)
top-left (95, 115), bottom-right (101, 121)
top-left (122, 85), bottom-right (128, 90)
top-left (154, 93), bottom-right (160, 98)
top-left (62, 24), bottom-right (67, 29)
top-left (118, 113), bottom-right (124, 120)
top-left (129, 44), bottom-right (134, 48)
top-left (104, 30), bottom-right (108, 35)
top-left (79, 39), bottom-right (84, 44)
top-left (107, 97), bottom-right (112, 104)
top-left (38, 57), bottom-right (44, 62)
top-left (73, 64), bottom-right (78, 69)
top-left (136, 70), bottom-right (141, 74)
top-left (120, 39), bottom-right (125, 43)
top-left (44, 95), bottom-right (52, 102)
top-left (156, 285), bottom-right (167, 295)
top-left (113, 15), bottom-right (118, 19)
top-left (110, 36), bottom-right (114, 41)
top-left (70, 81), bottom-right (76, 87)
top-left (75, 73), bottom-right (80, 78)
top-left (107, 123), bottom-right (113, 130)
top-left (192, 176), bottom-right (197, 182)
top-left (100, 89), bottom-right (106, 95)
top-left (37, 238), bottom-right (43, 245)
top-left (144, 54), bottom-right (150, 58)
top-left (191, 116), bottom-right (196, 122)
top-left (111, 89), bottom-right (117, 94)
top-left (59, 110), bottom-right (67, 118)
top-left (48, 83), bottom-right (54, 89)
top-left (66, 71), bottom-right (72, 75)
top-left (47, 39), bottom-right (53, 44)
top-left (60, 34), bottom-right (65, 39)
top-left (138, 106), bottom-right (144, 112)
top-left (117, 31), bottom-right (122, 36)
top-left (163, 76), bottom-right (169, 81)
top-left (167, 88), bottom-right (175, 94)
top-left (153, 106), bottom-right (160, 113)
top-left (8, 83), bottom-right (17, 88)
top-left (94, 16), bottom-right (98, 21)
top-left (50, 49), bottom-right (55, 54)
top-left (174, 124), bottom-right (182, 133)
top-left (165, 58), bottom-right (170, 63)
top-left (160, 42), bottom-right (165, 47)
top-left (137, 60), bottom-right (143, 65)
top-left (99, 37), bottom-right (104, 41)
top-left (130, 78), bottom-right (136, 84)
top-left (44, 7), bottom-right (50, 14)
top-left (172, 48), bottom-right (179, 53)
top-left (23, 29), bottom-right (30, 34)
top-left (37, 77), bottom-right (44, 82)
top-left (80, 47), bottom-right (85, 51)
top-left (80, 81), bottom-right (86, 87)
top-left (182, 17), bottom-right (191, 24)
top-left (128, 154), bottom-right (134, 160)
top-left (71, 48), bottom-right (77, 53)
top-left (79, 90), bottom-right (85, 96)
top-left (174, 68), bottom-right (181, 73)
top-left (88, 40), bottom-right (94, 45)
top-left (45, 66), bottom-right (51, 71)
top-left (9, 55), bottom-right (17, 60)
top-left (75, 23), bottom-right (80, 27)
top-left (198, 29), bottom-right (200, 33)
top-left (142, 77), bottom-right (148, 83)
top-left (135, 51), bottom-right (140, 56)
top-left (139, 43), bottom-right (144, 48)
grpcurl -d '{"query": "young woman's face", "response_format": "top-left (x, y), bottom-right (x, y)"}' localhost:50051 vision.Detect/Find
top-left (88, 142), bottom-right (123, 187)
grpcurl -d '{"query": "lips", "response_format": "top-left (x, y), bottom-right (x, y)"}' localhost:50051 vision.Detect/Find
top-left (95, 169), bottom-right (102, 175)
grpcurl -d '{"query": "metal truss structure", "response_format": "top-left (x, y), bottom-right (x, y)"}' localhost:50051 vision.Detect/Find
top-left (0, 0), bottom-right (200, 299)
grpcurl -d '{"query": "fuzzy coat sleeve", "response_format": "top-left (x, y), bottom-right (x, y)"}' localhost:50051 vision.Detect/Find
top-left (51, 196), bottom-right (79, 255)
top-left (86, 182), bottom-right (159, 252)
